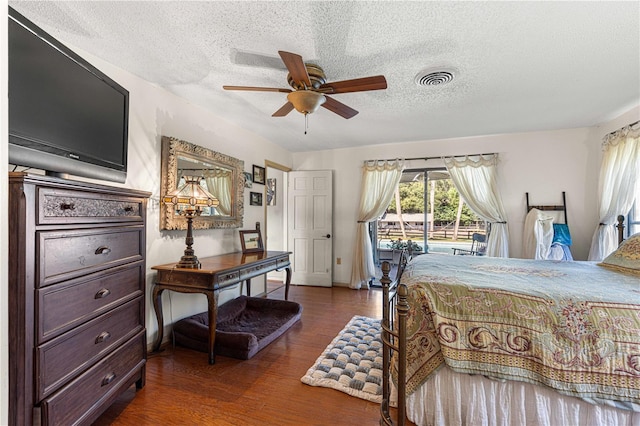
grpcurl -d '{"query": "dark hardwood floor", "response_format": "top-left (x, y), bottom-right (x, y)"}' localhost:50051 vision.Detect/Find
top-left (266, 279), bottom-right (285, 294)
top-left (93, 284), bottom-right (402, 425)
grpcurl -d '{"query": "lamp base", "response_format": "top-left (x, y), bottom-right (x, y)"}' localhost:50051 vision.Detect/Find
top-left (175, 210), bottom-right (201, 269)
top-left (175, 255), bottom-right (201, 269)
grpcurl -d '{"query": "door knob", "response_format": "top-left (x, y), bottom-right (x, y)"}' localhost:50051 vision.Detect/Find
top-left (325, 234), bottom-right (331, 238)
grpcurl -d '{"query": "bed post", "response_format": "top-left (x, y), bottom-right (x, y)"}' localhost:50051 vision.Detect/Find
top-left (380, 261), bottom-right (393, 426)
top-left (617, 215), bottom-right (625, 245)
top-left (379, 260), bottom-right (408, 426)
top-left (396, 282), bottom-right (408, 426)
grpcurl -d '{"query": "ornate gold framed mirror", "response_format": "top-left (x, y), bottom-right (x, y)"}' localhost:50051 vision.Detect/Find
top-left (160, 136), bottom-right (245, 230)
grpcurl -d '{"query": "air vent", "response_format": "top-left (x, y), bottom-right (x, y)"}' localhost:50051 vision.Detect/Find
top-left (415, 68), bottom-right (456, 86)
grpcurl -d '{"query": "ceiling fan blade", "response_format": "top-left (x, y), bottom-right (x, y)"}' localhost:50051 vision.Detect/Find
top-left (322, 96), bottom-right (359, 119)
top-left (223, 85), bottom-right (292, 93)
top-left (278, 51), bottom-right (311, 88)
top-left (272, 102), bottom-right (294, 117)
top-left (319, 75), bottom-right (387, 94)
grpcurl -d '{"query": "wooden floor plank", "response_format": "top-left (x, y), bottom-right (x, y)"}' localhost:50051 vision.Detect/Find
top-left (93, 285), bottom-right (406, 425)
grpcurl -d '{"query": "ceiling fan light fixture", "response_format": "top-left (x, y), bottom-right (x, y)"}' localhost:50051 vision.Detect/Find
top-left (287, 90), bottom-right (326, 115)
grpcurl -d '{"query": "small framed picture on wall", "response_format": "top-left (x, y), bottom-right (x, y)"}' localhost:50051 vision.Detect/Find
top-left (266, 178), bottom-right (276, 206)
top-left (252, 165), bottom-right (265, 185)
top-left (250, 191), bottom-right (263, 206)
top-left (243, 171), bottom-right (253, 188)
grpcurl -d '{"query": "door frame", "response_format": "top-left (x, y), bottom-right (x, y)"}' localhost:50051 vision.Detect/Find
top-left (264, 160), bottom-right (291, 252)
top-left (264, 160), bottom-right (291, 288)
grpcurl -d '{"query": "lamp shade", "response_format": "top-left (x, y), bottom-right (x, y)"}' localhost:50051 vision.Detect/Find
top-left (163, 176), bottom-right (219, 212)
top-left (162, 176), bottom-right (218, 269)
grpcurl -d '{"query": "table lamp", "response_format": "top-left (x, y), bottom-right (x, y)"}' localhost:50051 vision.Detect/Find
top-left (163, 176), bottom-right (219, 269)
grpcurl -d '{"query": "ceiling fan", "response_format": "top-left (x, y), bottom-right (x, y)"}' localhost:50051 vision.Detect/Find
top-left (223, 51), bottom-right (387, 120)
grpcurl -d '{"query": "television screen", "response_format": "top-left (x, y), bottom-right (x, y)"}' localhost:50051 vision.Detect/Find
top-left (8, 7), bottom-right (129, 183)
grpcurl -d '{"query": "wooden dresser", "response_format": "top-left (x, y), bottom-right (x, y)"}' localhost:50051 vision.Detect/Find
top-left (8, 172), bottom-right (150, 425)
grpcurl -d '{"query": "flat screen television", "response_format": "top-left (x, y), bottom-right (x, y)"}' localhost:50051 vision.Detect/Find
top-left (8, 7), bottom-right (129, 183)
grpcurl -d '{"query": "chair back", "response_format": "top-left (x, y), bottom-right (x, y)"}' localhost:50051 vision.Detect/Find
top-left (471, 233), bottom-right (487, 255)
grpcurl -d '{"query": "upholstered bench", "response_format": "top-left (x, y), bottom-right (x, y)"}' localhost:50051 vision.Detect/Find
top-left (173, 295), bottom-right (302, 360)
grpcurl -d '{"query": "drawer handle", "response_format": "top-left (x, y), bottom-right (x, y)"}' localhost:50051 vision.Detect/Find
top-left (95, 246), bottom-right (111, 255)
top-left (60, 202), bottom-right (75, 211)
top-left (124, 206), bottom-right (134, 212)
top-left (95, 331), bottom-right (111, 344)
top-left (101, 372), bottom-right (116, 387)
top-left (95, 288), bottom-right (111, 299)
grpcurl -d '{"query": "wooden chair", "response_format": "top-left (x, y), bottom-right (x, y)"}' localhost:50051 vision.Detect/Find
top-left (452, 232), bottom-right (487, 256)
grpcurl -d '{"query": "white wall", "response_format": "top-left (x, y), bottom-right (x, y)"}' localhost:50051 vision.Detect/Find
top-left (292, 104), bottom-right (640, 285)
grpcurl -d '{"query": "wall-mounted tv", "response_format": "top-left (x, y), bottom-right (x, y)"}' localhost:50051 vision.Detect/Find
top-left (8, 7), bottom-right (129, 184)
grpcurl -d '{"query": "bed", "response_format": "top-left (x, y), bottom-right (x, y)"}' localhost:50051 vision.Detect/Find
top-left (380, 217), bottom-right (640, 426)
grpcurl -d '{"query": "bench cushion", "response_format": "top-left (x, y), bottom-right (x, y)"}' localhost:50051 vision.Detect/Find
top-left (173, 296), bottom-right (302, 360)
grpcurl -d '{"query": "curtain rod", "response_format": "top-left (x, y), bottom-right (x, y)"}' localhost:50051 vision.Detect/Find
top-left (365, 152), bottom-right (497, 163)
top-left (604, 119), bottom-right (640, 138)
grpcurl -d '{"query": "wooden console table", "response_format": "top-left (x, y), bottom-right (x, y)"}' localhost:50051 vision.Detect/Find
top-left (151, 250), bottom-right (291, 364)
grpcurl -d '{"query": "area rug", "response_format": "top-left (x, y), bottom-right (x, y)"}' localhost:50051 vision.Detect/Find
top-left (301, 315), bottom-right (383, 403)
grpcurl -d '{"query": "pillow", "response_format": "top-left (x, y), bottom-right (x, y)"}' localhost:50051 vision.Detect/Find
top-left (598, 232), bottom-right (640, 274)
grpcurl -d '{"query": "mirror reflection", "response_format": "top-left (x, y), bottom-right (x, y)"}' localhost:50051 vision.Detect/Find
top-left (160, 136), bottom-right (245, 230)
top-left (176, 156), bottom-right (233, 217)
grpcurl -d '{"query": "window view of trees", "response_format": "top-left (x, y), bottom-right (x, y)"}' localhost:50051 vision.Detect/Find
top-left (375, 171), bottom-right (486, 257)
top-left (386, 179), bottom-right (481, 226)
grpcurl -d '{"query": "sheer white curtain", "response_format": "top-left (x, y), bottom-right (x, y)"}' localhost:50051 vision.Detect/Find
top-left (204, 171), bottom-right (232, 215)
top-left (444, 154), bottom-right (510, 257)
top-left (588, 125), bottom-right (640, 260)
top-left (350, 160), bottom-right (404, 289)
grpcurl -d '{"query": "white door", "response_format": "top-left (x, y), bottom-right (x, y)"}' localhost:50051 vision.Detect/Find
top-left (287, 170), bottom-right (333, 286)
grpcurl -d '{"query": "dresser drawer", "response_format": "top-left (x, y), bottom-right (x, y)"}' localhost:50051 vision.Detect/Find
top-left (37, 226), bottom-right (144, 286)
top-left (36, 298), bottom-right (144, 400)
top-left (276, 256), bottom-right (290, 269)
top-left (38, 187), bottom-right (144, 225)
top-left (37, 262), bottom-right (144, 342)
top-left (239, 261), bottom-right (275, 281)
top-left (216, 270), bottom-right (240, 288)
top-left (40, 332), bottom-right (145, 426)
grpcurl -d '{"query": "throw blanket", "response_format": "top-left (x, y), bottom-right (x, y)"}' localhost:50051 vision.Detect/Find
top-left (397, 254), bottom-right (640, 407)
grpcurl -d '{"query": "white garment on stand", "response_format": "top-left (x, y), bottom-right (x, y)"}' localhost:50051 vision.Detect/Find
top-left (522, 208), bottom-right (554, 260)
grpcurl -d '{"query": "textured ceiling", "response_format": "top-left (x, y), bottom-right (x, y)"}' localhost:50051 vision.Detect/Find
top-left (8, 1), bottom-right (640, 153)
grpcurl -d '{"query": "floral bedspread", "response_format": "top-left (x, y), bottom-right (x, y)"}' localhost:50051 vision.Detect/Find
top-left (396, 254), bottom-right (640, 406)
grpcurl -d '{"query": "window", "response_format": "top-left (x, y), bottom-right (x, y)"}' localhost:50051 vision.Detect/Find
top-left (373, 168), bottom-right (486, 259)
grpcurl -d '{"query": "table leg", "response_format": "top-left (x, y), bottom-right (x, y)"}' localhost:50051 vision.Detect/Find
top-left (284, 266), bottom-right (292, 301)
top-left (245, 278), bottom-right (251, 296)
top-left (152, 285), bottom-right (165, 353)
top-left (206, 290), bottom-right (219, 365)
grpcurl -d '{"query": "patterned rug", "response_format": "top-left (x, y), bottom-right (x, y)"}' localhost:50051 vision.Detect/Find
top-left (301, 315), bottom-right (383, 403)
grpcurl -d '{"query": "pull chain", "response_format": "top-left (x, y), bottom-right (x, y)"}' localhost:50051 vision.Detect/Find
top-left (304, 113), bottom-right (308, 135)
